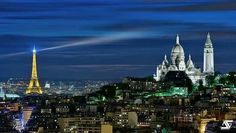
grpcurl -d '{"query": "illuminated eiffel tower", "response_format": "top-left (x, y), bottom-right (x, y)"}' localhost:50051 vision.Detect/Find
top-left (26, 46), bottom-right (43, 94)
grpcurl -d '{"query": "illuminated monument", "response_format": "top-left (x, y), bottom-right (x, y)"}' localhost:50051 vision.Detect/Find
top-left (154, 33), bottom-right (214, 84)
top-left (26, 47), bottom-right (43, 94)
top-left (203, 33), bottom-right (214, 74)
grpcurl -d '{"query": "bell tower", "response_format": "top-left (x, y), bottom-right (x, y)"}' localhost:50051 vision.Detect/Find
top-left (26, 46), bottom-right (43, 94)
top-left (203, 33), bottom-right (214, 74)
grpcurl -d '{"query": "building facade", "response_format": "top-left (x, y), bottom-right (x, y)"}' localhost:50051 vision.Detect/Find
top-left (154, 33), bottom-right (214, 84)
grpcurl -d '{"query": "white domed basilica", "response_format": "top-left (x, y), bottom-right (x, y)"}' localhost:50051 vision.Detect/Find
top-left (154, 33), bottom-right (214, 84)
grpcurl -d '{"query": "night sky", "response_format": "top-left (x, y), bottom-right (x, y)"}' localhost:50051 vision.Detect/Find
top-left (0, 0), bottom-right (236, 81)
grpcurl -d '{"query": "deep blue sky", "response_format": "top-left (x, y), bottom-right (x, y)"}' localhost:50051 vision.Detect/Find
top-left (0, 0), bottom-right (236, 80)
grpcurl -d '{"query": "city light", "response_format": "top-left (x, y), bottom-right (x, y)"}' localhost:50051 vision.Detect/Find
top-left (32, 46), bottom-right (36, 53)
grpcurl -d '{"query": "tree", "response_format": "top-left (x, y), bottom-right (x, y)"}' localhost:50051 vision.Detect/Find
top-left (219, 76), bottom-right (226, 85)
top-left (226, 71), bottom-right (236, 85)
top-left (205, 75), bottom-right (215, 87)
top-left (99, 85), bottom-right (116, 99)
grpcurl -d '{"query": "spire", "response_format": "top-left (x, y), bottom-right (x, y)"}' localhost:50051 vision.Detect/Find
top-left (162, 54), bottom-right (169, 66)
top-left (207, 32), bottom-right (210, 38)
top-left (187, 54), bottom-right (194, 68)
top-left (33, 45), bottom-right (36, 53)
top-left (205, 32), bottom-right (212, 47)
top-left (203, 32), bottom-right (214, 74)
top-left (176, 34), bottom-right (180, 44)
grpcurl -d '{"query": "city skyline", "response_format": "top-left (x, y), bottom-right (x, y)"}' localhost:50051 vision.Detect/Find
top-left (1, 0), bottom-right (236, 80)
top-left (1, 1), bottom-right (236, 132)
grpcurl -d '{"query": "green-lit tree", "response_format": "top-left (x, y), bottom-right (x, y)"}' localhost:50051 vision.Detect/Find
top-left (198, 80), bottom-right (207, 94)
top-left (99, 85), bottom-right (116, 99)
top-left (219, 76), bottom-right (227, 85)
top-left (226, 71), bottom-right (236, 85)
top-left (205, 75), bottom-right (215, 87)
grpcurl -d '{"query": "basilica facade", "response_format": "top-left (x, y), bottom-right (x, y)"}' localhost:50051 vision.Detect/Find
top-left (153, 33), bottom-right (214, 84)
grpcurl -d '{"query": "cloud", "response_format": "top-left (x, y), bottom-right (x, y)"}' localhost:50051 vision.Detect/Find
top-left (159, 1), bottom-right (236, 12)
top-left (0, 1), bottom-right (113, 12)
top-left (65, 64), bottom-right (153, 68)
top-left (44, 64), bottom-right (154, 73)
top-left (117, 1), bottom-right (236, 12)
top-left (3, 15), bottom-right (96, 20)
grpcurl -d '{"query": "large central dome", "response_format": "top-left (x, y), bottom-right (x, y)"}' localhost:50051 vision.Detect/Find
top-left (171, 43), bottom-right (184, 54)
top-left (171, 34), bottom-right (184, 54)
top-left (171, 34), bottom-right (185, 65)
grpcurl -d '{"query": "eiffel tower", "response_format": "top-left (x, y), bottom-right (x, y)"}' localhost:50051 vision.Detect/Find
top-left (26, 47), bottom-right (43, 94)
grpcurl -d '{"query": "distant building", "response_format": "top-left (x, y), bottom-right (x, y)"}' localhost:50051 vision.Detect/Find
top-left (199, 117), bottom-right (216, 133)
top-left (173, 111), bottom-right (194, 123)
top-left (58, 116), bottom-right (104, 133)
top-left (224, 107), bottom-right (236, 120)
top-left (0, 102), bottom-right (20, 112)
top-left (44, 82), bottom-right (50, 89)
top-left (154, 33), bottom-right (214, 84)
top-left (101, 123), bottom-right (113, 133)
top-left (55, 105), bottom-right (70, 113)
top-left (0, 87), bottom-right (20, 99)
top-left (110, 110), bottom-right (138, 128)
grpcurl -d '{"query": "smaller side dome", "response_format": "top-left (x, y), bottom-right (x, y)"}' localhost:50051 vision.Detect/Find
top-left (162, 54), bottom-right (169, 67)
top-left (178, 60), bottom-right (186, 71)
top-left (187, 55), bottom-right (194, 68)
